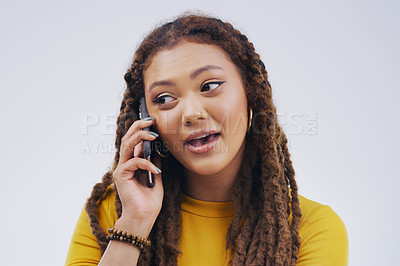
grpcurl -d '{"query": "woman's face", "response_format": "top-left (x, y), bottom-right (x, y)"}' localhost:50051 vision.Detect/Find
top-left (143, 40), bottom-right (248, 177)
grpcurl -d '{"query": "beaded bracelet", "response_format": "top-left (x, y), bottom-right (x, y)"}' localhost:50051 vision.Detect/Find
top-left (106, 228), bottom-right (151, 253)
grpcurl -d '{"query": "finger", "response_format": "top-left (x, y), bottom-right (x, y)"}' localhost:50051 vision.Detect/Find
top-left (116, 157), bottom-right (161, 182)
top-left (133, 141), bottom-right (143, 158)
top-left (151, 154), bottom-right (163, 191)
top-left (141, 155), bottom-right (163, 189)
top-left (122, 119), bottom-right (154, 141)
top-left (145, 156), bottom-right (155, 187)
top-left (119, 130), bottom-right (157, 164)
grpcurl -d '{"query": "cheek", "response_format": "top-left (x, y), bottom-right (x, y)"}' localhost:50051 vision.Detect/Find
top-left (154, 111), bottom-right (181, 143)
top-left (214, 89), bottom-right (248, 131)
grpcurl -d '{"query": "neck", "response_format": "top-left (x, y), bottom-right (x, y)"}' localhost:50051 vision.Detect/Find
top-left (183, 141), bottom-right (245, 202)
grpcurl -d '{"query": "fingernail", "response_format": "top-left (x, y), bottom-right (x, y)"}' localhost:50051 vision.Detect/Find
top-left (155, 166), bottom-right (162, 173)
top-left (143, 117), bottom-right (154, 121)
top-left (148, 131), bottom-right (159, 138)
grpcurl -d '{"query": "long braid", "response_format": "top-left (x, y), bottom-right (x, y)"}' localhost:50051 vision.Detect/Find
top-left (226, 136), bottom-right (257, 261)
top-left (147, 155), bottom-right (182, 265)
top-left (84, 12), bottom-right (302, 265)
top-left (226, 22), bottom-right (301, 265)
top-left (85, 171), bottom-right (114, 253)
top-left (281, 131), bottom-right (302, 264)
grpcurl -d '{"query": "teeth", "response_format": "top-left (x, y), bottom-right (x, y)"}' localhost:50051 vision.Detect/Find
top-left (192, 134), bottom-right (210, 140)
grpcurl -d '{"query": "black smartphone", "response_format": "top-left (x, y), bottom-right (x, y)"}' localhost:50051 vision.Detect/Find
top-left (139, 95), bottom-right (155, 188)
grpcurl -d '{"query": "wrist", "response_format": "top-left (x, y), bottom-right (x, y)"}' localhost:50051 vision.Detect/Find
top-left (114, 214), bottom-right (154, 239)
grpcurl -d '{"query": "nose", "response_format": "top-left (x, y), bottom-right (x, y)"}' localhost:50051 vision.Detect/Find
top-left (183, 111), bottom-right (208, 126)
top-left (181, 96), bottom-right (208, 126)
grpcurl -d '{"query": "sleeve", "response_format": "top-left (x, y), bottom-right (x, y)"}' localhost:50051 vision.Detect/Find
top-left (296, 205), bottom-right (349, 266)
top-left (65, 189), bottom-right (117, 266)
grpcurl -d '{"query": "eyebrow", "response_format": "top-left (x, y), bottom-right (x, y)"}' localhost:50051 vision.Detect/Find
top-left (148, 65), bottom-right (224, 92)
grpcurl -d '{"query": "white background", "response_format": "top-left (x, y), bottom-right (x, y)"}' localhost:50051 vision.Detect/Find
top-left (0, 0), bottom-right (398, 265)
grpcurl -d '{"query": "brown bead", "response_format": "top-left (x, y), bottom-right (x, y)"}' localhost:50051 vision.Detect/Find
top-left (107, 228), bottom-right (113, 234)
top-left (126, 233), bottom-right (132, 239)
top-left (121, 231), bottom-right (126, 237)
top-left (116, 229), bottom-right (122, 236)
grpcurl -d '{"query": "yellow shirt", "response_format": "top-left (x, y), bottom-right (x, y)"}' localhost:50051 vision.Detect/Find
top-left (66, 187), bottom-right (348, 265)
top-left (178, 193), bottom-right (234, 265)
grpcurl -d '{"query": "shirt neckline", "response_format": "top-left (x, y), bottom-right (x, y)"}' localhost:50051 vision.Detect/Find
top-left (180, 192), bottom-right (235, 218)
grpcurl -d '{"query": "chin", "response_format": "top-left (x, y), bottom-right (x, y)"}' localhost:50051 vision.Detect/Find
top-left (190, 167), bottom-right (221, 176)
top-left (184, 157), bottom-right (230, 176)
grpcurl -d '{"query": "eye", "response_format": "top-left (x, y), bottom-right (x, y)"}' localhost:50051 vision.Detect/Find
top-left (153, 94), bottom-right (175, 105)
top-left (201, 81), bottom-right (225, 92)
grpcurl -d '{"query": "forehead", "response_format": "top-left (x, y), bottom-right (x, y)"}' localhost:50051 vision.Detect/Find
top-left (143, 40), bottom-right (237, 81)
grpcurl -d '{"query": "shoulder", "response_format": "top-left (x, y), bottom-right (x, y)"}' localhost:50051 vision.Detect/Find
top-left (296, 194), bottom-right (349, 265)
top-left (66, 185), bottom-right (118, 265)
top-left (97, 185), bottom-right (119, 226)
top-left (75, 185), bottom-right (118, 235)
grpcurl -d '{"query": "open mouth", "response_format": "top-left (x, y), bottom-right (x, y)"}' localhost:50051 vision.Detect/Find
top-left (186, 133), bottom-right (220, 147)
top-left (185, 133), bottom-right (221, 154)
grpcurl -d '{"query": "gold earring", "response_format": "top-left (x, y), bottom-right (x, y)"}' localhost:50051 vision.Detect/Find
top-left (247, 108), bottom-right (253, 132)
top-left (155, 144), bottom-right (169, 158)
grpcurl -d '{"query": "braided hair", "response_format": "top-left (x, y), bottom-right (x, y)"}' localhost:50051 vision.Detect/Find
top-left (85, 12), bottom-right (302, 265)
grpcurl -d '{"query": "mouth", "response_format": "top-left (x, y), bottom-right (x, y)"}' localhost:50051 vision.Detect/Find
top-left (184, 133), bottom-right (221, 154)
top-left (186, 133), bottom-right (220, 146)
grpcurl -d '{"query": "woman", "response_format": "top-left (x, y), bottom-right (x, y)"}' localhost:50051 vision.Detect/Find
top-left (66, 13), bottom-right (348, 265)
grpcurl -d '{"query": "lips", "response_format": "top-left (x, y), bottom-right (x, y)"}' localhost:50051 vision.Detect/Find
top-left (187, 133), bottom-right (220, 146)
top-left (185, 129), bottom-right (220, 143)
top-left (184, 129), bottom-right (221, 154)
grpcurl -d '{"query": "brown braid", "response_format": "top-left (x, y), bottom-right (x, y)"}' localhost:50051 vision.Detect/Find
top-left (85, 11), bottom-right (302, 265)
